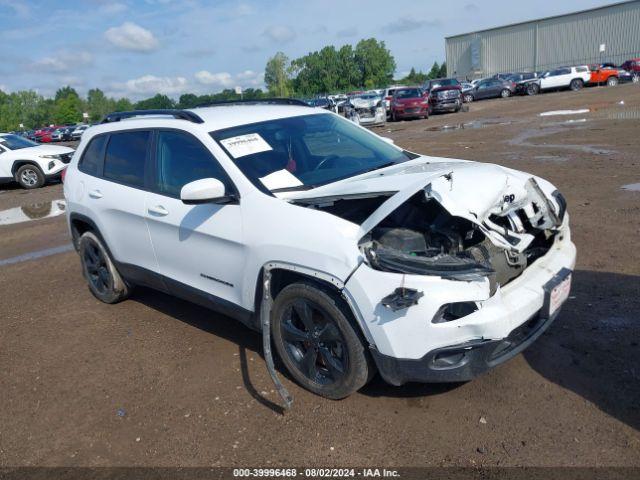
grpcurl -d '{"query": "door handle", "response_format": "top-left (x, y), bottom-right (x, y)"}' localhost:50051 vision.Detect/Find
top-left (148, 205), bottom-right (169, 217)
top-left (88, 190), bottom-right (103, 199)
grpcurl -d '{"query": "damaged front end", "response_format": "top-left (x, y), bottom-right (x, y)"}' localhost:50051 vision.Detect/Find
top-left (356, 177), bottom-right (565, 293)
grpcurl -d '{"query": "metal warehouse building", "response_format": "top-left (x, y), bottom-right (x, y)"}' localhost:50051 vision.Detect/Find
top-left (446, 0), bottom-right (640, 79)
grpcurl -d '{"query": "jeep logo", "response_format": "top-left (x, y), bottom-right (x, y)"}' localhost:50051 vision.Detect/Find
top-left (504, 194), bottom-right (515, 203)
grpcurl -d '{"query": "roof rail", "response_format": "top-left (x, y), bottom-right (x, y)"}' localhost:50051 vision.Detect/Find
top-left (101, 109), bottom-right (205, 124)
top-left (194, 98), bottom-right (310, 108)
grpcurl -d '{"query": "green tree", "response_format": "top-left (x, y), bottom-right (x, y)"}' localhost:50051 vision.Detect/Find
top-left (178, 93), bottom-right (200, 109)
top-left (353, 38), bottom-right (396, 89)
top-left (86, 88), bottom-right (114, 122)
top-left (265, 52), bottom-right (292, 97)
top-left (53, 95), bottom-right (82, 124)
top-left (427, 61), bottom-right (441, 79)
top-left (113, 98), bottom-right (133, 112)
top-left (438, 62), bottom-right (448, 78)
top-left (54, 86), bottom-right (80, 102)
top-left (134, 94), bottom-right (175, 110)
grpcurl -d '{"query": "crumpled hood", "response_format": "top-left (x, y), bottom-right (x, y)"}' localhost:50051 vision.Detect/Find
top-left (350, 97), bottom-right (381, 108)
top-left (285, 157), bottom-right (562, 252)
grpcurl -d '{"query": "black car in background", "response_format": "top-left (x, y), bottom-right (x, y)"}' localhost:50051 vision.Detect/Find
top-left (306, 97), bottom-right (336, 111)
top-left (462, 78), bottom-right (516, 102)
top-left (422, 78), bottom-right (462, 113)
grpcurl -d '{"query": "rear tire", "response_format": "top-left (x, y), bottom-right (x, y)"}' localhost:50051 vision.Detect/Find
top-left (78, 231), bottom-right (130, 304)
top-left (15, 164), bottom-right (45, 189)
top-left (607, 76), bottom-right (619, 87)
top-left (271, 282), bottom-right (372, 399)
top-left (632, 73), bottom-right (640, 84)
top-left (570, 78), bottom-right (584, 91)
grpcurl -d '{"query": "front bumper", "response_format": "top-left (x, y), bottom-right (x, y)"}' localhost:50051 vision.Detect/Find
top-left (430, 98), bottom-right (461, 112)
top-left (344, 221), bottom-right (576, 383)
top-left (392, 106), bottom-right (428, 119)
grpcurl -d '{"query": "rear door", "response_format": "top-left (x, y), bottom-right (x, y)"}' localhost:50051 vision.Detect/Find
top-left (144, 129), bottom-right (246, 307)
top-left (79, 130), bottom-right (161, 286)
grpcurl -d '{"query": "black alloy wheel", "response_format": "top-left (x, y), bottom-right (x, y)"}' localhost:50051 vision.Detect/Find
top-left (280, 298), bottom-right (348, 386)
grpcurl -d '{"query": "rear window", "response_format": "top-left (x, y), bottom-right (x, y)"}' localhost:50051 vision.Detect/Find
top-left (103, 130), bottom-right (150, 187)
top-left (78, 135), bottom-right (107, 176)
top-left (575, 66), bottom-right (588, 73)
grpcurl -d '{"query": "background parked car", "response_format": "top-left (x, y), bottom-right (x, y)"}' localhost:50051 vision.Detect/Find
top-left (389, 87), bottom-right (429, 121)
top-left (344, 93), bottom-right (386, 126)
top-left (463, 78), bottom-right (515, 102)
top-left (537, 65), bottom-right (592, 92)
top-left (307, 97), bottom-right (336, 111)
top-left (71, 124), bottom-right (89, 140)
top-left (51, 126), bottom-right (74, 142)
top-left (588, 64), bottom-right (635, 86)
top-left (506, 72), bottom-right (540, 95)
top-left (620, 58), bottom-right (640, 82)
top-left (35, 126), bottom-right (59, 143)
top-left (382, 85), bottom-right (407, 115)
top-left (423, 78), bottom-right (462, 113)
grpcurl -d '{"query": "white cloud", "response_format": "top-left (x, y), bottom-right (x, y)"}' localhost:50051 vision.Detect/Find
top-left (195, 70), bottom-right (264, 90)
top-left (262, 25), bottom-right (296, 43)
top-left (235, 3), bottom-right (255, 16)
top-left (382, 16), bottom-right (441, 34)
top-left (31, 51), bottom-right (93, 73)
top-left (105, 22), bottom-right (159, 52)
top-left (0, 84), bottom-right (8, 92)
top-left (112, 75), bottom-right (189, 96)
top-left (0, 0), bottom-right (30, 17)
top-left (195, 70), bottom-right (234, 88)
top-left (99, 2), bottom-right (128, 14)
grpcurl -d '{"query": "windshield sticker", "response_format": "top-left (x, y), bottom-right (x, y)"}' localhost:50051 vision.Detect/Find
top-left (220, 133), bottom-right (272, 158)
top-left (259, 169), bottom-right (303, 191)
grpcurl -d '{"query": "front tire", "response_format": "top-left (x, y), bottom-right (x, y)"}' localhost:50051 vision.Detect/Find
top-left (526, 83), bottom-right (540, 95)
top-left (632, 73), bottom-right (640, 84)
top-left (463, 94), bottom-right (474, 103)
top-left (501, 88), bottom-right (511, 98)
top-left (15, 164), bottom-right (45, 189)
top-left (607, 76), bottom-right (619, 87)
top-left (570, 78), bottom-right (584, 91)
top-left (271, 282), bottom-right (372, 399)
top-left (78, 231), bottom-right (130, 304)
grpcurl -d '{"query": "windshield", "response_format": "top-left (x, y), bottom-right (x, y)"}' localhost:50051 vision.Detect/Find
top-left (0, 134), bottom-right (38, 150)
top-left (353, 94), bottom-right (381, 101)
top-left (429, 78), bottom-right (458, 88)
top-left (395, 88), bottom-right (422, 98)
top-left (211, 113), bottom-right (410, 192)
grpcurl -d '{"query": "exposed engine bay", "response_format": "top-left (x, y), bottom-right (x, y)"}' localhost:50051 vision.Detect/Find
top-left (295, 178), bottom-right (566, 291)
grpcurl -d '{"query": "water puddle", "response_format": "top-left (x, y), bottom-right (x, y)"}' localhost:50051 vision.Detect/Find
top-left (621, 183), bottom-right (640, 192)
top-left (507, 126), bottom-right (614, 156)
top-left (0, 244), bottom-right (74, 267)
top-left (0, 199), bottom-right (66, 226)
top-left (539, 109), bottom-right (590, 116)
top-left (425, 119), bottom-right (514, 132)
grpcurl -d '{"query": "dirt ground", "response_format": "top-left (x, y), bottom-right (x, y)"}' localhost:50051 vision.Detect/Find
top-left (1, 84), bottom-right (639, 469)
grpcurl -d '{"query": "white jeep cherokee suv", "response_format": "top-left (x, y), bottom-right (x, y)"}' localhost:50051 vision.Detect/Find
top-left (64, 102), bottom-right (576, 400)
top-left (0, 133), bottom-right (74, 189)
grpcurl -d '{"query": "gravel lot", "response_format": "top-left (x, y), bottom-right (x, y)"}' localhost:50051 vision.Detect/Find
top-left (1, 84), bottom-right (639, 468)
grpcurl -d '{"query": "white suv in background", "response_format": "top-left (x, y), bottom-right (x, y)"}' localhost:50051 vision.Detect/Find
top-left (63, 101), bottom-right (576, 402)
top-left (0, 133), bottom-right (74, 189)
top-left (538, 65), bottom-right (591, 92)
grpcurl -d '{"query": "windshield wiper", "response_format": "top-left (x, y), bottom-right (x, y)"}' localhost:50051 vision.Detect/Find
top-left (271, 184), bottom-right (316, 193)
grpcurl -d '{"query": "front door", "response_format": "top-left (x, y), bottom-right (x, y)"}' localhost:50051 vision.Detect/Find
top-left (144, 129), bottom-right (247, 308)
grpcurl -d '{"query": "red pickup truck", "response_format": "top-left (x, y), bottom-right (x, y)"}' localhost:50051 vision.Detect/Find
top-left (620, 58), bottom-right (640, 82)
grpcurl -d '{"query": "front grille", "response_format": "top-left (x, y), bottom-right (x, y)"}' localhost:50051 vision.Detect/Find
top-left (356, 107), bottom-right (375, 118)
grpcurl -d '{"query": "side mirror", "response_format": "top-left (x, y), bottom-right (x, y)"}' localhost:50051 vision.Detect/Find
top-left (180, 178), bottom-right (234, 205)
top-left (381, 137), bottom-right (395, 145)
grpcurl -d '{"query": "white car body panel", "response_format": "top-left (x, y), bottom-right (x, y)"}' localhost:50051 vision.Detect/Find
top-left (540, 66), bottom-right (591, 90)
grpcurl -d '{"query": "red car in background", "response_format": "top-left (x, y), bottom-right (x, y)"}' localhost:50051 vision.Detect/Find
top-left (34, 126), bottom-right (61, 143)
top-left (620, 58), bottom-right (640, 82)
top-left (389, 87), bottom-right (429, 121)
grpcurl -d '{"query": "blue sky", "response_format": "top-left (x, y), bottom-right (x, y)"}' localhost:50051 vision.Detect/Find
top-left (0, 0), bottom-right (621, 100)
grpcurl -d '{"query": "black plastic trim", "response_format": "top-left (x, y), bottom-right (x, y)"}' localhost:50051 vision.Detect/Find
top-left (370, 308), bottom-right (561, 386)
top-left (101, 109), bottom-right (204, 124)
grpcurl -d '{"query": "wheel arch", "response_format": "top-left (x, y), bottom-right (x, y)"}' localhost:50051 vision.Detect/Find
top-left (254, 261), bottom-right (374, 345)
top-left (11, 160), bottom-right (44, 177)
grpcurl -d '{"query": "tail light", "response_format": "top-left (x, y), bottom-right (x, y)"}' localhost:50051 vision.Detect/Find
top-left (60, 167), bottom-right (67, 183)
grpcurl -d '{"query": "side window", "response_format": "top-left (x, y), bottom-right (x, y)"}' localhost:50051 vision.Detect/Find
top-left (155, 130), bottom-right (231, 197)
top-left (576, 66), bottom-right (588, 73)
top-left (78, 135), bottom-right (107, 176)
top-left (103, 130), bottom-right (150, 187)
